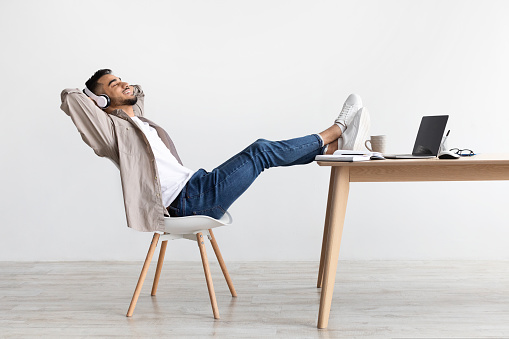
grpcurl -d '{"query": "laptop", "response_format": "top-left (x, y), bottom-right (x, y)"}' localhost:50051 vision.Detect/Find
top-left (384, 115), bottom-right (449, 159)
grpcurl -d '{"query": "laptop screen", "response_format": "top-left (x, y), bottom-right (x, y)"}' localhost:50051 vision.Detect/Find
top-left (412, 115), bottom-right (449, 156)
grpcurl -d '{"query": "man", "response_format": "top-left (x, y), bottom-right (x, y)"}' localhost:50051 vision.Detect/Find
top-left (61, 69), bottom-right (370, 232)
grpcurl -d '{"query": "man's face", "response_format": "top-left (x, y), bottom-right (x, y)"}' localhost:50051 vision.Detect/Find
top-left (97, 73), bottom-right (137, 107)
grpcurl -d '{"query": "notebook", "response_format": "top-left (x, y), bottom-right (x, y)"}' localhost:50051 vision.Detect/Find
top-left (384, 115), bottom-right (449, 159)
top-left (315, 150), bottom-right (382, 162)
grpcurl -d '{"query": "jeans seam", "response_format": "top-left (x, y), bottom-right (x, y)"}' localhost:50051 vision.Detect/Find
top-left (181, 185), bottom-right (187, 217)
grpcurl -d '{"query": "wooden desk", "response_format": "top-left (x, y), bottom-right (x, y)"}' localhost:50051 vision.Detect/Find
top-left (315, 154), bottom-right (509, 329)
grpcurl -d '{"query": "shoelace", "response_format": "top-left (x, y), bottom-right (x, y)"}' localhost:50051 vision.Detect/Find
top-left (336, 104), bottom-right (353, 122)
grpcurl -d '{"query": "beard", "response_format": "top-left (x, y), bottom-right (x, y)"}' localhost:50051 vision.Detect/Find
top-left (112, 96), bottom-right (138, 107)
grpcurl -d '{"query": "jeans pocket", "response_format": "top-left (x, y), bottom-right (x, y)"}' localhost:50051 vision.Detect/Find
top-left (192, 205), bottom-right (226, 220)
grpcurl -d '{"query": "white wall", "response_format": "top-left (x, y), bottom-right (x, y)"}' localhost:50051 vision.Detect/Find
top-left (1, 0), bottom-right (509, 261)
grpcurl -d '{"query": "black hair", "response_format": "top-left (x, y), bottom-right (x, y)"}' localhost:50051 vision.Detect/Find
top-left (85, 69), bottom-right (112, 94)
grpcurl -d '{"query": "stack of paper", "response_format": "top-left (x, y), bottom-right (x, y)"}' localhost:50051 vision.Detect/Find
top-left (315, 150), bottom-right (384, 162)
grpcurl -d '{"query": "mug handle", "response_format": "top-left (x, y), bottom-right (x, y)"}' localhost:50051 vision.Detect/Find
top-left (365, 139), bottom-right (372, 152)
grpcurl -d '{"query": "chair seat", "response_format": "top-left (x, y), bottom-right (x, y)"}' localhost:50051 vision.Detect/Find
top-left (163, 211), bottom-right (233, 234)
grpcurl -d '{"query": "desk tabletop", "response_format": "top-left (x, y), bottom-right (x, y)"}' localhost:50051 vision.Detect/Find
top-left (316, 154), bottom-right (509, 182)
top-left (317, 153), bottom-right (509, 167)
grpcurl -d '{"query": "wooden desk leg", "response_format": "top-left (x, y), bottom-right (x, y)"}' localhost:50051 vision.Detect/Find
top-left (317, 167), bottom-right (350, 329)
top-left (317, 167), bottom-right (336, 288)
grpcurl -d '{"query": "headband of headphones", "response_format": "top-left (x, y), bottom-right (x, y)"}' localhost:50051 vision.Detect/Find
top-left (83, 87), bottom-right (111, 109)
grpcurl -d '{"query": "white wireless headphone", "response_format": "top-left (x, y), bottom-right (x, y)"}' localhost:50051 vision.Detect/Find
top-left (83, 87), bottom-right (111, 109)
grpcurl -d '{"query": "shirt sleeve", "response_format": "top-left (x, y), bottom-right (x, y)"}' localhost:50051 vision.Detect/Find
top-left (60, 88), bottom-right (117, 159)
top-left (132, 84), bottom-right (145, 117)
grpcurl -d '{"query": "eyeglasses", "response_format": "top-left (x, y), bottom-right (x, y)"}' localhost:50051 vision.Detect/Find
top-left (449, 148), bottom-right (476, 156)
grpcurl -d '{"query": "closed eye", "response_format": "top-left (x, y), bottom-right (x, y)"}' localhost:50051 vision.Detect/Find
top-left (108, 77), bottom-right (122, 87)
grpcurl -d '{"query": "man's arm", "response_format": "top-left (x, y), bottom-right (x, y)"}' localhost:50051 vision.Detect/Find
top-left (60, 88), bottom-right (117, 160)
top-left (132, 84), bottom-right (145, 117)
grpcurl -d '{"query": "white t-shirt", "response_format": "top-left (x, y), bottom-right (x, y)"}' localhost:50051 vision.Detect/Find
top-left (131, 117), bottom-right (195, 208)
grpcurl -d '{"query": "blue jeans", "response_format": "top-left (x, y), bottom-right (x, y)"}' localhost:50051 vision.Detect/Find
top-left (167, 134), bottom-right (325, 219)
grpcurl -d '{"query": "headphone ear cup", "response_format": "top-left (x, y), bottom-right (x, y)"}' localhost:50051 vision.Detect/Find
top-left (96, 94), bottom-right (111, 109)
top-left (83, 88), bottom-right (111, 109)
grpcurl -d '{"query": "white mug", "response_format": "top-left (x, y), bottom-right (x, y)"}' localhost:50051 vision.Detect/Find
top-left (365, 135), bottom-right (387, 153)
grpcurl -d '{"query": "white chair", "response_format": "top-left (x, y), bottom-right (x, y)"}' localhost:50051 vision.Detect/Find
top-left (126, 212), bottom-right (237, 319)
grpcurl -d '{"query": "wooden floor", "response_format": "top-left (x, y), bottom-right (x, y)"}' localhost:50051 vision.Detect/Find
top-left (1, 261), bottom-right (509, 338)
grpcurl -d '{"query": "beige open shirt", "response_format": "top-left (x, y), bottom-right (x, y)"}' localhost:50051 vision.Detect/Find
top-left (60, 85), bottom-right (182, 232)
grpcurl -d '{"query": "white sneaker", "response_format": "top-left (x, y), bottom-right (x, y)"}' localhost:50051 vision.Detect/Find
top-left (342, 107), bottom-right (370, 150)
top-left (335, 94), bottom-right (363, 130)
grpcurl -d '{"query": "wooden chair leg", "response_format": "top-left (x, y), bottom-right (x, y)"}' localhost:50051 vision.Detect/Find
top-left (208, 229), bottom-right (237, 297)
top-left (151, 240), bottom-right (168, 296)
top-left (126, 233), bottom-right (160, 317)
top-left (197, 232), bottom-right (220, 319)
